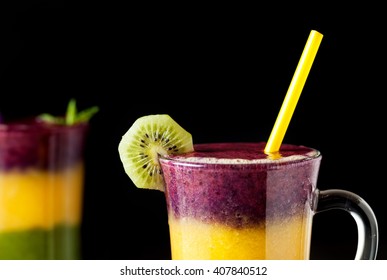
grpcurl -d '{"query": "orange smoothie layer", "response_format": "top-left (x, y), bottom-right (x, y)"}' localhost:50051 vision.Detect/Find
top-left (0, 163), bottom-right (84, 231)
top-left (168, 215), bottom-right (312, 260)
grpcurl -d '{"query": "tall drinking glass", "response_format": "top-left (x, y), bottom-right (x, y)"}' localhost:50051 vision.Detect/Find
top-left (0, 118), bottom-right (88, 259)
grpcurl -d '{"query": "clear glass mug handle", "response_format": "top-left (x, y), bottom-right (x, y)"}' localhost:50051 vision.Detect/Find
top-left (314, 189), bottom-right (379, 260)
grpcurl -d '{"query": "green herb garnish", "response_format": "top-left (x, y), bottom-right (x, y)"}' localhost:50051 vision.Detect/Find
top-left (38, 98), bottom-right (99, 125)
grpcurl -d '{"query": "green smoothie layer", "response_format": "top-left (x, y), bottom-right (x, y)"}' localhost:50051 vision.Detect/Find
top-left (0, 224), bottom-right (80, 260)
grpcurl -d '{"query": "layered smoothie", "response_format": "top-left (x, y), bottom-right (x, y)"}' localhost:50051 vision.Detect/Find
top-left (160, 142), bottom-right (321, 260)
top-left (0, 119), bottom-right (88, 259)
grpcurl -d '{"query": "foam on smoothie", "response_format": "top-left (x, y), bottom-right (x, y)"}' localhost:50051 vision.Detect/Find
top-left (171, 154), bottom-right (313, 164)
top-left (167, 142), bottom-right (319, 164)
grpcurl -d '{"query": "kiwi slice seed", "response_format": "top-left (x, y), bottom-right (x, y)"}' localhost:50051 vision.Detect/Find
top-left (118, 114), bottom-right (194, 191)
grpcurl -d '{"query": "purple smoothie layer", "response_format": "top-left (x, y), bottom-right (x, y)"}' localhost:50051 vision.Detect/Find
top-left (0, 118), bottom-right (88, 171)
top-left (160, 142), bottom-right (321, 228)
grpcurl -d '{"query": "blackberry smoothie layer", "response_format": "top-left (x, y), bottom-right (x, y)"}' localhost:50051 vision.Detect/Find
top-left (0, 119), bottom-right (88, 171)
top-left (161, 142), bottom-right (320, 227)
top-left (160, 142), bottom-right (321, 259)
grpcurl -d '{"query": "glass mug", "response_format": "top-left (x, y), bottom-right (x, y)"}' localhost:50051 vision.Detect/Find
top-left (159, 142), bottom-right (378, 260)
top-left (0, 119), bottom-right (88, 259)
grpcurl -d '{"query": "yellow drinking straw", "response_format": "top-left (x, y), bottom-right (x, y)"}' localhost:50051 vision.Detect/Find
top-left (264, 30), bottom-right (323, 154)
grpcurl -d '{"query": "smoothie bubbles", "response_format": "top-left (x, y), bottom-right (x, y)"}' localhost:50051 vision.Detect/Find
top-left (0, 100), bottom-right (98, 259)
top-left (118, 30), bottom-right (379, 260)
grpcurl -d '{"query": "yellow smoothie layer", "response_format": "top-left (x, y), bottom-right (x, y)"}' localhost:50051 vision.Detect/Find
top-left (169, 215), bottom-right (312, 260)
top-left (0, 163), bottom-right (84, 231)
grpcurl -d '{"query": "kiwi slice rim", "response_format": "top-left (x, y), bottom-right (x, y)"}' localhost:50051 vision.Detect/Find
top-left (118, 114), bottom-right (194, 192)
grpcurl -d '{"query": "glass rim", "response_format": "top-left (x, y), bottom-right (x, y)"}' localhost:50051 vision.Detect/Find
top-left (159, 144), bottom-right (321, 168)
top-left (0, 120), bottom-right (89, 133)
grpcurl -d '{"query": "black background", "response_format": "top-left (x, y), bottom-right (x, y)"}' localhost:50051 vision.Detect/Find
top-left (1, 6), bottom-right (386, 260)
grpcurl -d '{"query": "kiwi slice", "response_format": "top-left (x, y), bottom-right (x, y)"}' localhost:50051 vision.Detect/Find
top-left (118, 114), bottom-right (194, 191)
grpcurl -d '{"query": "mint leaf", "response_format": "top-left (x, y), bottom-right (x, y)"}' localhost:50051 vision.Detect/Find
top-left (38, 98), bottom-right (99, 125)
top-left (75, 106), bottom-right (99, 123)
top-left (37, 113), bottom-right (65, 125)
top-left (65, 98), bottom-right (77, 125)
